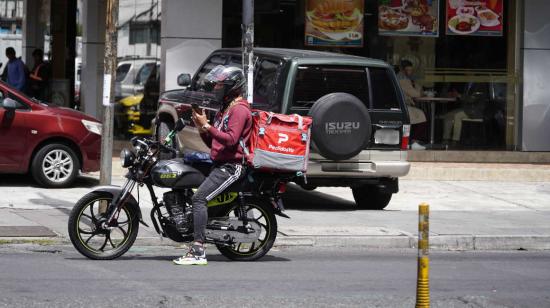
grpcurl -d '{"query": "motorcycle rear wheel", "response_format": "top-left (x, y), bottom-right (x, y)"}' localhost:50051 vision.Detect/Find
top-left (216, 198), bottom-right (277, 261)
top-left (68, 192), bottom-right (139, 260)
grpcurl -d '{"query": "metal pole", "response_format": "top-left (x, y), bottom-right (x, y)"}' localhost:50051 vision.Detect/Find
top-left (99, 0), bottom-right (119, 185)
top-left (146, 0), bottom-right (153, 56)
top-left (416, 203), bottom-right (430, 308)
top-left (242, 0), bottom-right (254, 103)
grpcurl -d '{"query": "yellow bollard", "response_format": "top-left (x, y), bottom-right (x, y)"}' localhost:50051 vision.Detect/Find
top-left (416, 203), bottom-right (430, 308)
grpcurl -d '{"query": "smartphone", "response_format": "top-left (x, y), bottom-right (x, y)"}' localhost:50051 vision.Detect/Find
top-left (191, 103), bottom-right (202, 114)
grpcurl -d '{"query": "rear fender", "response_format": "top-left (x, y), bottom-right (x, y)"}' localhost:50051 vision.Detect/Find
top-left (92, 185), bottom-right (147, 226)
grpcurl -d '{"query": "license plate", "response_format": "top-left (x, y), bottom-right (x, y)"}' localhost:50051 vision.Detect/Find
top-left (374, 129), bottom-right (400, 145)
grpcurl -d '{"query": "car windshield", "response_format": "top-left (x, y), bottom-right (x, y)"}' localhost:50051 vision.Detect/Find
top-left (116, 63), bottom-right (132, 82)
top-left (135, 63), bottom-right (156, 85)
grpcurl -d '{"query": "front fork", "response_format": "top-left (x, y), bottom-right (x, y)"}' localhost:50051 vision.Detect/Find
top-left (104, 179), bottom-right (137, 227)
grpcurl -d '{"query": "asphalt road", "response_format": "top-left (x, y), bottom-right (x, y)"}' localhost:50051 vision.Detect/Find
top-left (0, 245), bottom-right (549, 308)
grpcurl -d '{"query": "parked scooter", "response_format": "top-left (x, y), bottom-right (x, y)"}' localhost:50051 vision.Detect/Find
top-left (68, 119), bottom-right (292, 261)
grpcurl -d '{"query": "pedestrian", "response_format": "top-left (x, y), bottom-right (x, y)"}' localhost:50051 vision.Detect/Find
top-left (397, 60), bottom-right (428, 150)
top-left (28, 48), bottom-right (51, 101)
top-left (2, 47), bottom-right (27, 92)
top-left (172, 65), bottom-right (252, 266)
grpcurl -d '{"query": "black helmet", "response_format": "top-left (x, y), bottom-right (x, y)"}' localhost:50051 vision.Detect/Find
top-left (203, 65), bottom-right (245, 106)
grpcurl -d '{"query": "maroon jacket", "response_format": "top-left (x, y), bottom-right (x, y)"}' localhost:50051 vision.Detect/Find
top-left (199, 99), bottom-right (252, 163)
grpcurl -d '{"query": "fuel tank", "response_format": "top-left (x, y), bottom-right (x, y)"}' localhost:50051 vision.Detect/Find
top-left (151, 159), bottom-right (205, 188)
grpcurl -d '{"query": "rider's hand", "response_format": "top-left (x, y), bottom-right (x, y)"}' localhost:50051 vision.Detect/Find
top-left (192, 110), bottom-right (209, 132)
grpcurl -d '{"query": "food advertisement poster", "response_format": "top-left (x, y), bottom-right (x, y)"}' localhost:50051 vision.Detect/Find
top-left (378, 0), bottom-right (440, 37)
top-left (446, 0), bottom-right (503, 36)
top-left (305, 0), bottom-right (364, 47)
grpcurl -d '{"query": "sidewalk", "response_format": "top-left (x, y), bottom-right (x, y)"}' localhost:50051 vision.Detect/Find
top-left (1, 164), bottom-right (549, 250)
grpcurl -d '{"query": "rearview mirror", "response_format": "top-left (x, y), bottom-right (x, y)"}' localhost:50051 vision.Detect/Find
top-left (174, 118), bottom-right (186, 132)
top-left (177, 74), bottom-right (191, 87)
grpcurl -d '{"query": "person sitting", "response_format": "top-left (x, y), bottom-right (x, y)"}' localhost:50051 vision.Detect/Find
top-left (441, 82), bottom-right (487, 146)
top-left (397, 60), bottom-right (428, 150)
top-left (173, 65), bottom-right (252, 266)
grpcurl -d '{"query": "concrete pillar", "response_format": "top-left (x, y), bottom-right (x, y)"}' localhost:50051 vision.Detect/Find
top-left (81, 0), bottom-right (106, 119)
top-left (521, 0), bottom-right (550, 151)
top-left (160, 0), bottom-right (222, 91)
top-left (22, 0), bottom-right (46, 65)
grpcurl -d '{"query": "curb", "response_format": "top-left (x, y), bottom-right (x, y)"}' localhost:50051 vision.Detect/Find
top-left (99, 159), bottom-right (550, 182)
top-left (2, 235), bottom-right (550, 250)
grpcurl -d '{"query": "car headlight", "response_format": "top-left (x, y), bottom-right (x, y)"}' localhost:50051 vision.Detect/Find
top-left (120, 148), bottom-right (136, 168)
top-left (82, 119), bottom-right (102, 135)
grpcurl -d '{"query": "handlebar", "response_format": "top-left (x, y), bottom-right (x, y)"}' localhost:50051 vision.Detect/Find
top-left (158, 142), bottom-right (178, 154)
top-left (129, 118), bottom-right (185, 156)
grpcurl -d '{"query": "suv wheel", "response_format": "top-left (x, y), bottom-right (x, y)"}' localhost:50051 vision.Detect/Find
top-left (31, 143), bottom-right (80, 188)
top-left (156, 120), bottom-right (177, 160)
top-left (352, 185), bottom-right (392, 210)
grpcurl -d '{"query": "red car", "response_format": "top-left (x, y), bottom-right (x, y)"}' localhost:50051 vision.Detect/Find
top-left (0, 81), bottom-right (101, 187)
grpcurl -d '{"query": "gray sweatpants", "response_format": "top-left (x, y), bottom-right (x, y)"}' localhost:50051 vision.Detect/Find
top-left (192, 163), bottom-right (244, 242)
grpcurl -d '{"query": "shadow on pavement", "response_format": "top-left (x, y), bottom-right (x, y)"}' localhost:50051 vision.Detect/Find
top-left (29, 193), bottom-right (76, 208)
top-left (66, 254), bottom-right (291, 262)
top-left (282, 184), bottom-right (357, 211)
top-left (0, 174), bottom-right (99, 188)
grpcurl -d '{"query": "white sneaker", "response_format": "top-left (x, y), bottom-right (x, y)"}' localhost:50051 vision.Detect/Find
top-left (410, 141), bottom-right (426, 150)
top-left (173, 244), bottom-right (207, 265)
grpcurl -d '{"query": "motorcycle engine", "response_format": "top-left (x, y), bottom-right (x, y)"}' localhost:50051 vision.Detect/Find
top-left (163, 191), bottom-right (193, 233)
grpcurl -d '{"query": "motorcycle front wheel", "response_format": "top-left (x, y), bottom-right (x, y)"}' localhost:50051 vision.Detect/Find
top-left (216, 198), bottom-right (278, 261)
top-left (68, 191), bottom-right (139, 260)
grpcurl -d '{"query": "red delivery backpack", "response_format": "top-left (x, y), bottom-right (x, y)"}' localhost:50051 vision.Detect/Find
top-left (240, 110), bottom-right (312, 173)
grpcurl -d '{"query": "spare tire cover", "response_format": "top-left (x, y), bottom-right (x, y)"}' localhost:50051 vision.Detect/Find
top-left (308, 93), bottom-right (371, 160)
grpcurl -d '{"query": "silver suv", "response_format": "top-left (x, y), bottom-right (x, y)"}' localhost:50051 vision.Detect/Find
top-left (115, 57), bottom-right (160, 100)
top-left (154, 48), bottom-right (411, 209)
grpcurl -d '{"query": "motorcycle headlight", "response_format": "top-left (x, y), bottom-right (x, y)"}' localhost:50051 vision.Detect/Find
top-left (82, 119), bottom-right (102, 135)
top-left (120, 148), bottom-right (136, 168)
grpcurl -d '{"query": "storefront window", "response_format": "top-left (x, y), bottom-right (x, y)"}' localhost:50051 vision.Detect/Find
top-left (369, 67), bottom-right (401, 110)
top-left (222, 0), bottom-right (518, 151)
top-left (110, 0), bottom-right (162, 139)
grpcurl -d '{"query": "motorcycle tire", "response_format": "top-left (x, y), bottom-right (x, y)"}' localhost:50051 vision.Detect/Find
top-left (216, 198), bottom-right (277, 261)
top-left (68, 191), bottom-right (139, 260)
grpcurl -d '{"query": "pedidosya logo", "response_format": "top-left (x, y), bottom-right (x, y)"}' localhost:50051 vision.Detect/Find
top-left (325, 122), bottom-right (360, 135)
top-left (269, 133), bottom-right (295, 153)
top-left (278, 133), bottom-right (289, 144)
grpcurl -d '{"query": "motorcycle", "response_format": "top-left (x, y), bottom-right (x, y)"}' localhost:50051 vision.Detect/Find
top-left (68, 119), bottom-right (292, 261)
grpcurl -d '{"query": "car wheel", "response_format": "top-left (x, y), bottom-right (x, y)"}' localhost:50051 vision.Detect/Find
top-left (352, 185), bottom-right (392, 210)
top-left (31, 143), bottom-right (80, 188)
top-left (156, 120), bottom-right (176, 160)
top-left (308, 93), bottom-right (371, 160)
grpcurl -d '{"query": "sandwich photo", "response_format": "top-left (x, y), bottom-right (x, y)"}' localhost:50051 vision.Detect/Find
top-left (307, 0), bottom-right (363, 34)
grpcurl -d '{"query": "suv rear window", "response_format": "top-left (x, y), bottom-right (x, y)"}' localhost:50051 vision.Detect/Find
top-left (291, 65), bottom-right (369, 111)
top-left (369, 67), bottom-right (401, 110)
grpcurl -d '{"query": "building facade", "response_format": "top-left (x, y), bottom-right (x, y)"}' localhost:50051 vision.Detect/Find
top-left (160, 0), bottom-right (550, 152)
top-left (4, 0), bottom-right (550, 153)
